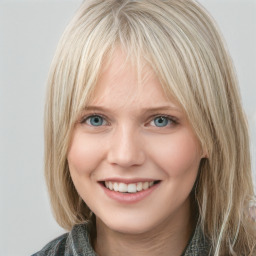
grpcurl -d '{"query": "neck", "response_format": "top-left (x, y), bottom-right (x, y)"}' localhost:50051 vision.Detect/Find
top-left (94, 199), bottom-right (196, 256)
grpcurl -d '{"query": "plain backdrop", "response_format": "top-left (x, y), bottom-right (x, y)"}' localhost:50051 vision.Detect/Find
top-left (0, 1), bottom-right (255, 255)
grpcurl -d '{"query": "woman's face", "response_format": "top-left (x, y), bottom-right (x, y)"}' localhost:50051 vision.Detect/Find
top-left (68, 50), bottom-right (203, 235)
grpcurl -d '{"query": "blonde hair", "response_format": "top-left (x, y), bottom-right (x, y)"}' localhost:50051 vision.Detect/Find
top-left (45, 0), bottom-right (256, 255)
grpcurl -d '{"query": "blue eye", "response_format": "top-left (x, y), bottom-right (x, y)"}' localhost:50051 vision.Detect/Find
top-left (152, 116), bottom-right (171, 127)
top-left (85, 115), bottom-right (106, 126)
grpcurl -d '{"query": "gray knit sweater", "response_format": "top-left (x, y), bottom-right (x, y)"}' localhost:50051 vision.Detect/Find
top-left (32, 223), bottom-right (211, 256)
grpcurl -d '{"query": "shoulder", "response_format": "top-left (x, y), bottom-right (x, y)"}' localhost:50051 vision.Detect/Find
top-left (31, 223), bottom-right (96, 256)
top-left (31, 233), bottom-right (68, 256)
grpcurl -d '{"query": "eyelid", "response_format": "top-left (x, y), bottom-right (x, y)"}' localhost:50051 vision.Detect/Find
top-left (147, 114), bottom-right (179, 127)
top-left (149, 114), bottom-right (178, 122)
top-left (78, 112), bottom-right (178, 126)
top-left (80, 113), bottom-right (109, 125)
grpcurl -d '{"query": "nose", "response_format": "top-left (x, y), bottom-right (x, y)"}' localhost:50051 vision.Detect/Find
top-left (107, 125), bottom-right (146, 168)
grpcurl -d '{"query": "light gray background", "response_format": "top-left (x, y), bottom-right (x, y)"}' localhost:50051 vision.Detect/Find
top-left (0, 1), bottom-right (255, 255)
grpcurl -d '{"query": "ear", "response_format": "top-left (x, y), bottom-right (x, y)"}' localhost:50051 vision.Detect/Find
top-left (200, 148), bottom-right (208, 159)
top-left (201, 153), bottom-right (208, 159)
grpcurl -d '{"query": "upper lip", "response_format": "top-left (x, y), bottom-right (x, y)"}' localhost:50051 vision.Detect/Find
top-left (98, 178), bottom-right (160, 184)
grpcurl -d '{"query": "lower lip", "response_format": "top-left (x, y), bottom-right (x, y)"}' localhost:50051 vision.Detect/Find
top-left (100, 182), bottom-right (161, 204)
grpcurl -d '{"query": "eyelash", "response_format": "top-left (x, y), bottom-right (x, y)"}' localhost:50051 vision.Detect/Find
top-left (148, 114), bottom-right (178, 127)
top-left (80, 113), bottom-right (109, 125)
top-left (79, 113), bottom-right (178, 127)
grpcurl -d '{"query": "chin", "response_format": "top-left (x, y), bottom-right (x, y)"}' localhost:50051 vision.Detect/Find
top-left (98, 213), bottom-right (163, 235)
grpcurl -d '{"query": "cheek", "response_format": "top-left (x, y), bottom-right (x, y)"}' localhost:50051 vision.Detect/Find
top-left (67, 132), bottom-right (105, 176)
top-left (147, 130), bottom-right (201, 177)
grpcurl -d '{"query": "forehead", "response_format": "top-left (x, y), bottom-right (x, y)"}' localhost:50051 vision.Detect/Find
top-left (89, 49), bottom-right (176, 108)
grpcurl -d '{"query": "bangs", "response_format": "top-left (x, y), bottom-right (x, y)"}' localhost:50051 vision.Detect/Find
top-left (66, 0), bottom-right (198, 125)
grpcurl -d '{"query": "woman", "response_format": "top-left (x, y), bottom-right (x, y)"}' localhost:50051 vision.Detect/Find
top-left (33, 0), bottom-right (256, 255)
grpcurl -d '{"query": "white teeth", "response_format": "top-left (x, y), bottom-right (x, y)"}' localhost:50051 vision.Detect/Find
top-left (104, 181), bottom-right (156, 193)
top-left (113, 182), bottom-right (119, 191)
top-left (118, 183), bottom-right (128, 193)
top-left (108, 182), bottom-right (113, 190)
top-left (127, 184), bottom-right (137, 193)
top-left (143, 182), bottom-right (149, 190)
top-left (137, 182), bottom-right (142, 191)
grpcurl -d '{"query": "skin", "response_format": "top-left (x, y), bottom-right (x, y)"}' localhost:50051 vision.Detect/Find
top-left (68, 49), bottom-right (204, 256)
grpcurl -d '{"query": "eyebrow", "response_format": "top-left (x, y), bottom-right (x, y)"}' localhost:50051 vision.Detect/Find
top-left (142, 106), bottom-right (182, 114)
top-left (82, 105), bottom-right (182, 114)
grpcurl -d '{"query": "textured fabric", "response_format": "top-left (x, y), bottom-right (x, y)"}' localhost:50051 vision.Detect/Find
top-left (32, 223), bottom-right (211, 256)
top-left (182, 224), bottom-right (211, 256)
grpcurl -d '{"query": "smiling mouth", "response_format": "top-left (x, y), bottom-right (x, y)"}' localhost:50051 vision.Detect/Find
top-left (101, 180), bottom-right (161, 193)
